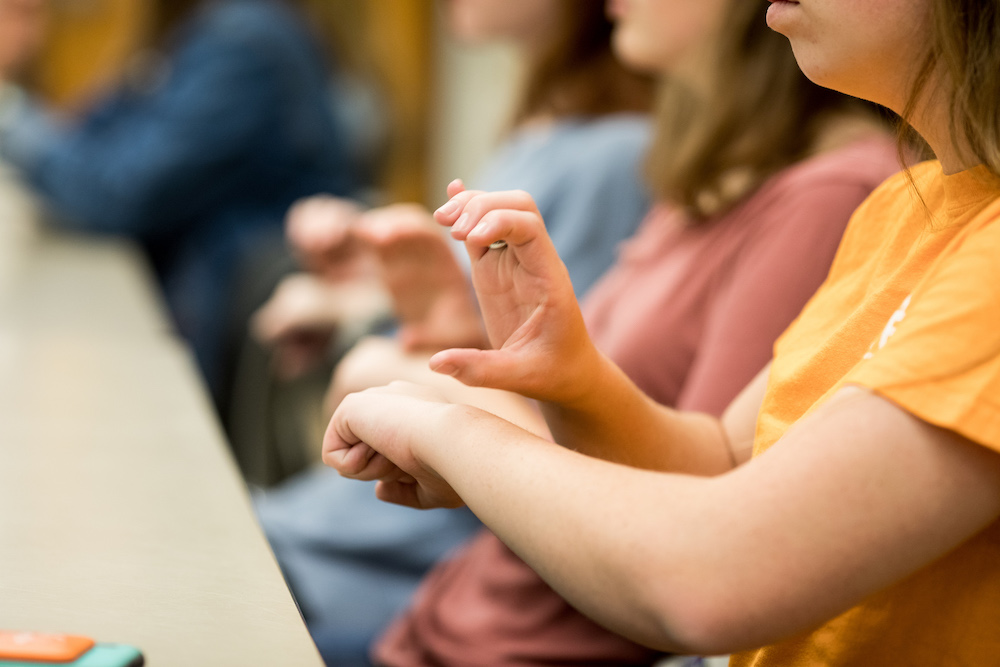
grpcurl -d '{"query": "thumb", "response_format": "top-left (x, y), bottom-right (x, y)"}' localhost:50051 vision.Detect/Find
top-left (429, 347), bottom-right (516, 390)
top-left (375, 479), bottom-right (423, 509)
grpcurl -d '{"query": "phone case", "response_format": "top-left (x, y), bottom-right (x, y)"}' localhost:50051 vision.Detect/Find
top-left (0, 631), bottom-right (94, 661)
top-left (0, 643), bottom-right (144, 667)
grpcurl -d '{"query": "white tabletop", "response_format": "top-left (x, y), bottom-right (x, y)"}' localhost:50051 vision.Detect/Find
top-left (0, 172), bottom-right (323, 665)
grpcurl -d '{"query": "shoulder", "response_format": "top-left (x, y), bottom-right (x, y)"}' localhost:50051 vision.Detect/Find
top-left (738, 137), bottom-right (907, 229)
top-left (542, 114), bottom-right (652, 192)
top-left (501, 114), bottom-right (650, 169)
top-left (548, 113), bottom-right (651, 161)
top-left (771, 136), bottom-right (904, 196)
top-left (479, 113), bottom-right (652, 199)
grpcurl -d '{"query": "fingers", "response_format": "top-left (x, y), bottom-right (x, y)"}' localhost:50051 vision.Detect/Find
top-left (286, 195), bottom-right (362, 256)
top-left (433, 188), bottom-right (484, 232)
top-left (434, 188), bottom-right (539, 241)
top-left (446, 178), bottom-right (466, 199)
top-left (355, 203), bottom-right (436, 245)
top-left (453, 191), bottom-right (539, 241)
top-left (322, 383), bottom-right (449, 479)
top-left (250, 273), bottom-right (345, 347)
top-left (374, 479), bottom-right (424, 509)
top-left (465, 208), bottom-right (547, 253)
top-left (322, 409), bottom-right (403, 482)
top-left (429, 347), bottom-right (525, 393)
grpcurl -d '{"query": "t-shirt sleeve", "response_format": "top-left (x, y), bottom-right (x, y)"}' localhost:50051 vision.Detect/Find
top-left (677, 180), bottom-right (873, 415)
top-left (845, 210), bottom-right (1000, 453)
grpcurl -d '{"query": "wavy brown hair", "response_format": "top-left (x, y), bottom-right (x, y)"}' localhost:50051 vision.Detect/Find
top-left (902, 0), bottom-right (1000, 177)
top-left (511, 0), bottom-right (654, 125)
top-left (645, 0), bottom-right (884, 219)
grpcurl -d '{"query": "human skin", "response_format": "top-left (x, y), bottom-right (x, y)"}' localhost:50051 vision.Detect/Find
top-left (607, 0), bottom-right (728, 77)
top-left (322, 0), bottom-right (1000, 655)
top-left (0, 0), bottom-right (47, 81)
top-left (256, 0), bottom-right (565, 370)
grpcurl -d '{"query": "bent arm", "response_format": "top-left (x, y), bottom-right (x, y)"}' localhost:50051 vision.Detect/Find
top-left (332, 385), bottom-right (1000, 654)
top-left (27, 29), bottom-right (282, 236)
top-left (540, 350), bottom-right (742, 475)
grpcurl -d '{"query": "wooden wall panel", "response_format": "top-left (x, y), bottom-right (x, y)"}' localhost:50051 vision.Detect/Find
top-left (357, 0), bottom-right (435, 205)
top-left (35, 0), bottom-right (151, 110)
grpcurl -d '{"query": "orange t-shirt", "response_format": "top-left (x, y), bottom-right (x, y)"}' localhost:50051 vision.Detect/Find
top-left (731, 161), bottom-right (1000, 666)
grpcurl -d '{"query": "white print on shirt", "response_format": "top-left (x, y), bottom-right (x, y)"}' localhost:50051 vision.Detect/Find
top-left (863, 294), bottom-right (912, 360)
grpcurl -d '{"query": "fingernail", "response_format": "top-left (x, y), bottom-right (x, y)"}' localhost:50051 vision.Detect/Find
top-left (436, 199), bottom-right (459, 217)
top-left (434, 361), bottom-right (458, 377)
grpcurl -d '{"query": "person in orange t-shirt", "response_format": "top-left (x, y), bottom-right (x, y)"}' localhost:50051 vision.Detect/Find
top-left (320, 0), bottom-right (1000, 664)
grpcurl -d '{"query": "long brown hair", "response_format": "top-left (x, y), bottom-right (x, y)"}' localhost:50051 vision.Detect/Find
top-left (903, 0), bottom-right (1000, 178)
top-left (645, 0), bottom-right (883, 219)
top-left (511, 0), bottom-right (654, 125)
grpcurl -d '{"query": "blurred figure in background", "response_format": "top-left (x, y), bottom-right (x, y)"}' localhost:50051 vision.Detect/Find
top-left (0, 0), bottom-right (364, 398)
top-left (252, 0), bottom-right (655, 663)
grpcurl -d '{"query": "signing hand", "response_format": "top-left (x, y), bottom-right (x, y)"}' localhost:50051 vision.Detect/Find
top-left (354, 204), bottom-right (486, 351)
top-left (0, 0), bottom-right (47, 82)
top-left (429, 180), bottom-right (602, 404)
top-left (285, 195), bottom-right (375, 282)
top-left (251, 272), bottom-right (390, 380)
top-left (322, 382), bottom-right (469, 509)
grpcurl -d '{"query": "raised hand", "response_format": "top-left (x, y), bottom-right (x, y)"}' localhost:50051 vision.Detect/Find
top-left (0, 0), bottom-right (47, 82)
top-left (251, 272), bottom-right (390, 380)
top-left (285, 195), bottom-right (375, 282)
top-left (429, 180), bottom-right (603, 404)
top-left (353, 204), bottom-right (486, 351)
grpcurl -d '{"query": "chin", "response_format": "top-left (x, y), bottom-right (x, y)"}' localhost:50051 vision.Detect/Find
top-left (611, 35), bottom-right (660, 74)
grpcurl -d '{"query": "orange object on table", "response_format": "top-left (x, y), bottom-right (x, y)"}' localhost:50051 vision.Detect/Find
top-left (0, 631), bottom-right (95, 662)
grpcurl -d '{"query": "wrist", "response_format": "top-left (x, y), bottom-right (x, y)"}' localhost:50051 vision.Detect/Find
top-left (543, 350), bottom-right (639, 438)
top-left (413, 401), bottom-right (493, 481)
top-left (550, 345), bottom-right (619, 412)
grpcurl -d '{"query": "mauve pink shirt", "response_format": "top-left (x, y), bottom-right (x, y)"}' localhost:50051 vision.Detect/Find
top-left (374, 138), bottom-right (901, 666)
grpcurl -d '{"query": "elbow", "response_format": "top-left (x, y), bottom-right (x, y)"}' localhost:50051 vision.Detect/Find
top-left (636, 572), bottom-right (756, 656)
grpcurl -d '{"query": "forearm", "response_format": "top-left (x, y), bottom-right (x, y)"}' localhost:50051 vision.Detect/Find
top-left (421, 405), bottom-right (731, 652)
top-left (542, 351), bottom-right (735, 475)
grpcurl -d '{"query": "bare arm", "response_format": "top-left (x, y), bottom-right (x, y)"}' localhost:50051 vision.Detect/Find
top-left (327, 335), bottom-right (549, 436)
top-left (325, 384), bottom-right (1000, 654)
top-left (539, 352), bottom-right (741, 475)
top-left (430, 182), bottom-right (756, 475)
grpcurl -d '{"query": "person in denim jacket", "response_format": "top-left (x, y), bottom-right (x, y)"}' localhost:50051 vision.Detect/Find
top-left (0, 0), bottom-right (361, 393)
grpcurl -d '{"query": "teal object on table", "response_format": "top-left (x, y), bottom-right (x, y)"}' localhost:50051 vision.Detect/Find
top-left (0, 644), bottom-right (143, 667)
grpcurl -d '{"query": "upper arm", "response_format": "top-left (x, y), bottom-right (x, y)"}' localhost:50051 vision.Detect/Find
top-left (679, 386), bottom-right (1000, 652)
top-left (720, 362), bottom-right (769, 466)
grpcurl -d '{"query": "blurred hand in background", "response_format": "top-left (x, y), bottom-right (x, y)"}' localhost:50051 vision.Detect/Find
top-left (0, 0), bottom-right (47, 82)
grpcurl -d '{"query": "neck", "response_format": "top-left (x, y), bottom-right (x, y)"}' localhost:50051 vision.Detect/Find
top-left (905, 84), bottom-right (977, 175)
